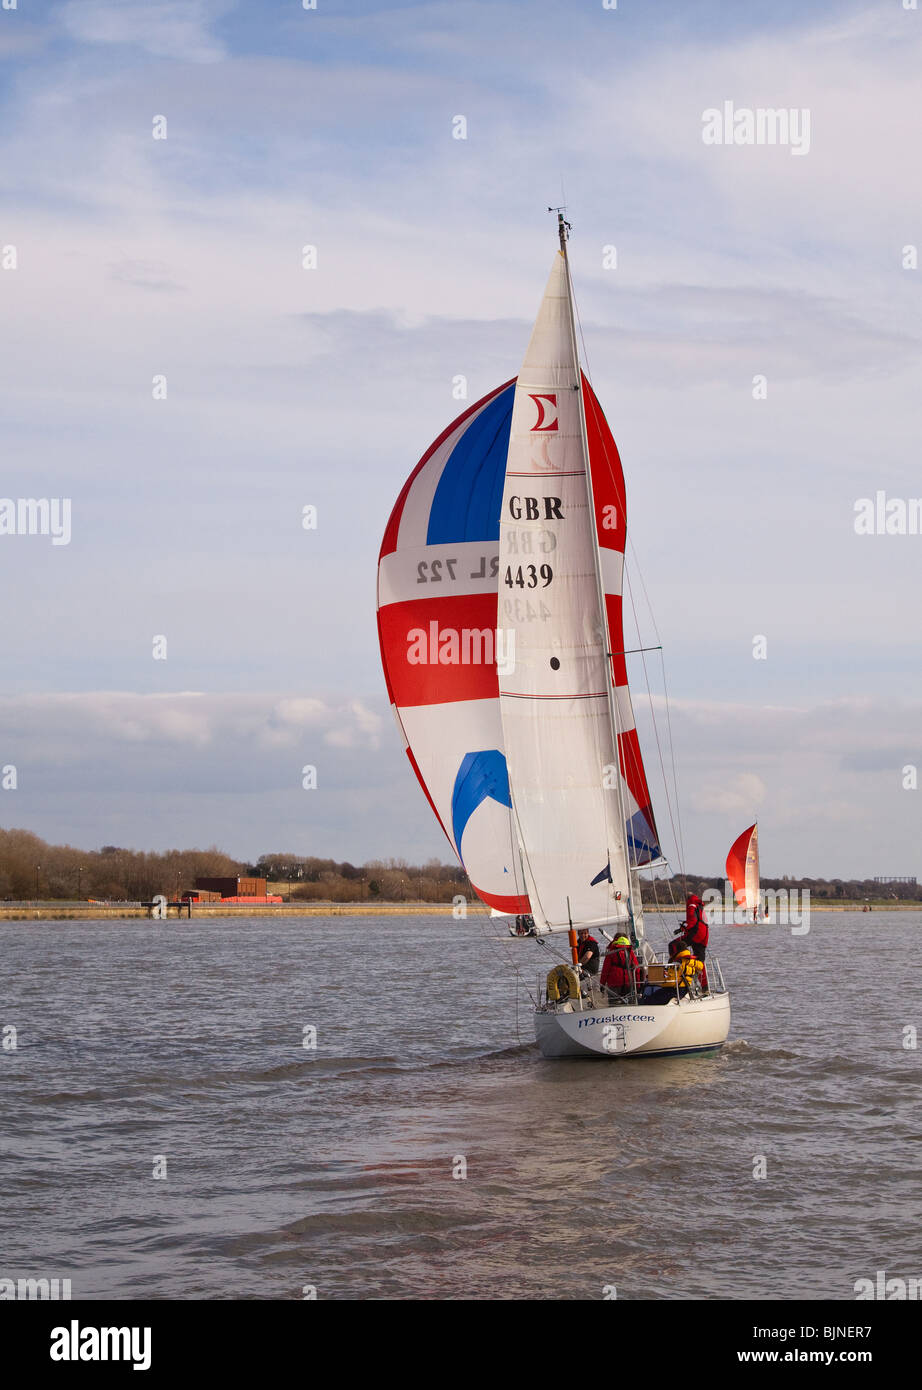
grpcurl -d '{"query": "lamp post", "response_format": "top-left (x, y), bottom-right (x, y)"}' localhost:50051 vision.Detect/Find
top-left (78, 865), bottom-right (84, 898)
top-left (35, 864), bottom-right (41, 900)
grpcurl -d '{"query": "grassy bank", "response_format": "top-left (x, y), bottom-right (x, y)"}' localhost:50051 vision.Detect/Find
top-left (0, 901), bottom-right (462, 921)
top-left (0, 899), bottom-right (919, 921)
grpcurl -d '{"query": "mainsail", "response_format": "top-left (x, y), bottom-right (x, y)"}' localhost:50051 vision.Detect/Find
top-left (498, 251), bottom-right (632, 930)
top-left (726, 822), bottom-right (760, 914)
top-left (376, 232), bottom-right (661, 928)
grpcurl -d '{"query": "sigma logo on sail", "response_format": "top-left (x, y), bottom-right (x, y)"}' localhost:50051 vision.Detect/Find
top-left (528, 394), bottom-right (559, 431)
top-left (406, 622), bottom-right (515, 674)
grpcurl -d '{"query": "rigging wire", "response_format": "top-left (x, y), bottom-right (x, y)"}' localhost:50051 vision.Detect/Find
top-left (650, 867), bottom-right (682, 945)
top-left (624, 538), bottom-right (689, 900)
top-left (469, 897), bottom-right (543, 1011)
top-left (659, 652), bottom-right (688, 903)
top-left (623, 558), bottom-right (688, 895)
top-left (571, 247), bottom-right (689, 904)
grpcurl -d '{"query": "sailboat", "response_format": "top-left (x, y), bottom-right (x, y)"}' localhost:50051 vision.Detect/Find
top-left (376, 214), bottom-right (731, 1058)
top-left (726, 822), bottom-right (762, 922)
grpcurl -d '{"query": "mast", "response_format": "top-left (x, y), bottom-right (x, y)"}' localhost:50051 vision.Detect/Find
top-left (553, 207), bottom-right (571, 254)
top-left (555, 209), bottom-right (637, 933)
top-left (496, 217), bottom-right (639, 932)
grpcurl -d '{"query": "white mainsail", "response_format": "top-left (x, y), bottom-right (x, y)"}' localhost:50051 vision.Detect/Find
top-left (497, 249), bottom-right (631, 932)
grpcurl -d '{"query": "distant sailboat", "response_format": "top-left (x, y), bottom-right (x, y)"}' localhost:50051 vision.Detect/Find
top-left (726, 822), bottom-right (761, 921)
top-left (376, 213), bottom-right (731, 1057)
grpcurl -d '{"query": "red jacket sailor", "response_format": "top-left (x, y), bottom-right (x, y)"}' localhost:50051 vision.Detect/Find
top-left (600, 934), bottom-right (640, 999)
top-left (676, 894), bottom-right (709, 990)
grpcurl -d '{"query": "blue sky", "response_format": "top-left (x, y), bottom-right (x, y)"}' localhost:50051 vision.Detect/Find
top-left (1, 0), bottom-right (921, 877)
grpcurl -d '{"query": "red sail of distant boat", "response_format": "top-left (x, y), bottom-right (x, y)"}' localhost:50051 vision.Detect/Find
top-left (726, 822), bottom-right (759, 915)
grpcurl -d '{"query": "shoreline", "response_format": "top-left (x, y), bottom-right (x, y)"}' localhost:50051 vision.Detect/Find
top-left (0, 900), bottom-right (918, 921)
top-left (0, 901), bottom-right (452, 920)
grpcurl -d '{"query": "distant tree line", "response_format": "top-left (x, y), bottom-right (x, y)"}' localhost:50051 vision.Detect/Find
top-left (251, 854), bottom-right (469, 903)
top-left (0, 827), bottom-right (916, 903)
top-left (0, 828), bottom-right (242, 901)
top-left (0, 830), bottom-right (469, 902)
top-left (640, 875), bottom-right (922, 905)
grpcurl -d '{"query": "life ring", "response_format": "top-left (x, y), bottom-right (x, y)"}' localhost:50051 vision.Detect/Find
top-left (546, 964), bottom-right (581, 1003)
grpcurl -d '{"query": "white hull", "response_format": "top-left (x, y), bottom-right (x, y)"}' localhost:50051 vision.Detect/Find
top-left (534, 992), bottom-right (731, 1059)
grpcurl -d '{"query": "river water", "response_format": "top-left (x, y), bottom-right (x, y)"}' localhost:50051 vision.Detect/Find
top-left (2, 911), bottom-right (919, 1300)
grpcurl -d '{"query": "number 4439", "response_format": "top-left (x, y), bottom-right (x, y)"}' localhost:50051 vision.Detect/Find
top-left (504, 564), bottom-right (553, 589)
top-left (503, 596), bottom-right (551, 623)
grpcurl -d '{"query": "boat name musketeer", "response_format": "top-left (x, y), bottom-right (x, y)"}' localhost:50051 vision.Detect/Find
top-left (577, 1013), bottom-right (656, 1028)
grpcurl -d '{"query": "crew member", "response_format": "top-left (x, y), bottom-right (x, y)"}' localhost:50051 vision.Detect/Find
top-left (643, 939), bottom-right (702, 1004)
top-left (671, 944), bottom-right (704, 997)
top-left (676, 893), bottom-right (709, 991)
top-left (574, 927), bottom-right (600, 977)
top-left (600, 933), bottom-right (640, 1002)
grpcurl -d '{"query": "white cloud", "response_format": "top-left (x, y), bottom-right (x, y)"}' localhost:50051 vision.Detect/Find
top-left (0, 690), bottom-right (917, 875)
top-left (57, 0), bottom-right (229, 64)
top-left (0, 689), bottom-right (409, 860)
top-left (323, 700), bottom-right (382, 749)
top-left (693, 771), bottom-right (767, 816)
top-left (635, 696), bottom-right (922, 878)
top-left (0, 692), bottom-right (381, 753)
top-left (272, 698), bottom-right (330, 728)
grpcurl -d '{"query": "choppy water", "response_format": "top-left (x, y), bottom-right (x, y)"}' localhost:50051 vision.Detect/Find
top-left (2, 911), bottom-right (920, 1300)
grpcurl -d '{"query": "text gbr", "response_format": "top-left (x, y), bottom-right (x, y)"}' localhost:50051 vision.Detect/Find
top-left (508, 496), bottom-right (563, 520)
